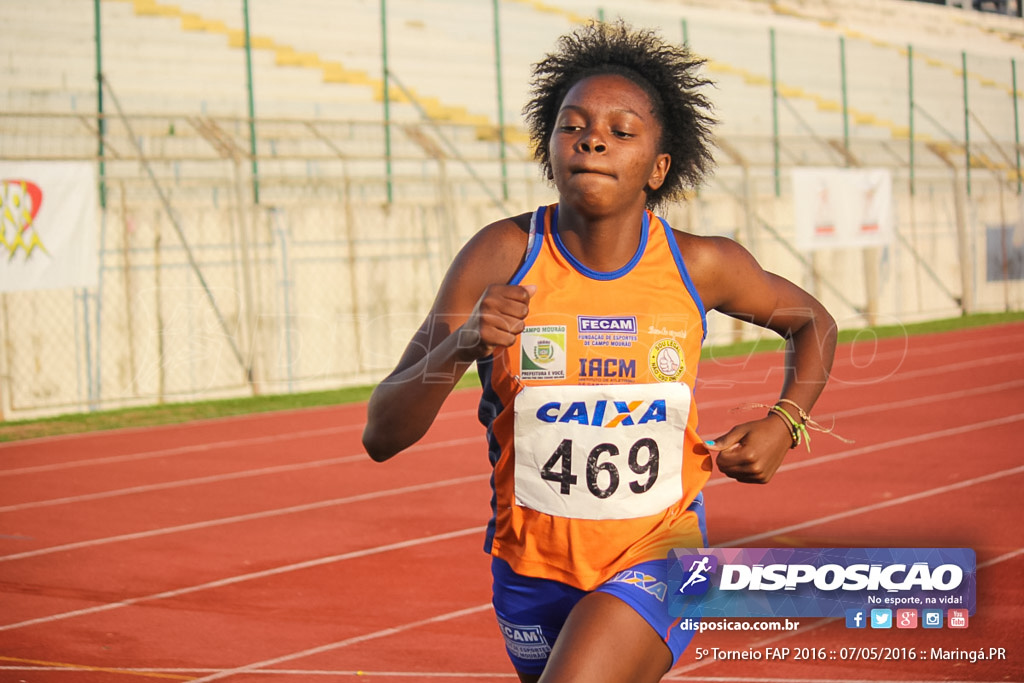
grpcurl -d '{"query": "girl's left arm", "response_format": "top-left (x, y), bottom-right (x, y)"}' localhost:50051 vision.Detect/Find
top-left (682, 233), bottom-right (838, 484)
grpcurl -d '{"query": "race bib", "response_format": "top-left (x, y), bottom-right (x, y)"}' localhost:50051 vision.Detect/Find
top-left (513, 383), bottom-right (689, 520)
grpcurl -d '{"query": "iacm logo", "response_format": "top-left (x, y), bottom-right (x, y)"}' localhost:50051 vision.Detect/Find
top-left (535, 399), bottom-right (667, 428)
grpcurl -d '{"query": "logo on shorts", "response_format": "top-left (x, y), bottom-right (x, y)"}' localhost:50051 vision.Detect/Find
top-left (608, 570), bottom-right (669, 601)
top-left (649, 338), bottom-right (684, 382)
top-left (677, 554), bottom-right (717, 596)
top-left (496, 617), bottom-right (552, 661)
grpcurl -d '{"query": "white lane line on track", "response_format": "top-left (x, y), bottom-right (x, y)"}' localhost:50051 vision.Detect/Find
top-left (4, 463), bottom-right (1019, 634)
top-left (8, 375), bottom-right (1020, 511)
top-left (702, 325), bottom-right (1023, 374)
top-left (0, 473), bottom-right (490, 563)
top-left (189, 539), bottom-right (1024, 682)
top-left (698, 378), bottom-right (1024, 429)
top-left (978, 547), bottom-right (1024, 569)
top-left (700, 374), bottom-right (1019, 417)
top-left (0, 400), bottom-right (370, 449)
top-left (0, 435), bottom-right (480, 513)
top-left (187, 603), bottom-right (496, 682)
top-left (700, 332), bottom-right (1023, 385)
top-left (0, 526), bottom-right (486, 632)
top-left (0, 410), bottom-right (480, 476)
top-left (5, 391), bottom-right (1019, 560)
top-left (0, 424), bottom-right (363, 477)
top-left (3, 328), bottom-right (1019, 468)
top-left (704, 412), bottom-right (1024, 489)
top-left (815, 378), bottom-right (1024, 420)
top-left (721, 464), bottom-right (1024, 547)
top-left (698, 348), bottom-right (1024, 399)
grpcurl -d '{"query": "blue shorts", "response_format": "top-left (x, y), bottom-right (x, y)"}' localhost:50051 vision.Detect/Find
top-left (491, 493), bottom-right (706, 675)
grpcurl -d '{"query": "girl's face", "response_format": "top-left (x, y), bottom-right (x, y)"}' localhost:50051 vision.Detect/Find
top-left (548, 73), bottom-right (670, 217)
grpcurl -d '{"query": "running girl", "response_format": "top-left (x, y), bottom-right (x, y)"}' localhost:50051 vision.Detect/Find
top-left (363, 21), bottom-right (836, 683)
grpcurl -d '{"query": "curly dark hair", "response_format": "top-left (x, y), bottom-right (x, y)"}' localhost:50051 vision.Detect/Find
top-left (523, 21), bottom-right (716, 208)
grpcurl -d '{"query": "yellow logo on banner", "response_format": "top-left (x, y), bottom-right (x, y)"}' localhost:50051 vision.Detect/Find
top-left (1, 179), bottom-right (49, 259)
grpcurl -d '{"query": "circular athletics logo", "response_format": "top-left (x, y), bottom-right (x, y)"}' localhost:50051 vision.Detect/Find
top-left (649, 338), bottom-right (684, 382)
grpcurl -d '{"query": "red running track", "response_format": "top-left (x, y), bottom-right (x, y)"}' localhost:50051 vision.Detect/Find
top-left (0, 322), bottom-right (1021, 682)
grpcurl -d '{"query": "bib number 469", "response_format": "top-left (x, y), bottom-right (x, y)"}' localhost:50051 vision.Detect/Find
top-left (540, 438), bottom-right (660, 499)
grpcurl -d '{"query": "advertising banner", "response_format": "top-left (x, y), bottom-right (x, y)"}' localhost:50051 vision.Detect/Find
top-left (0, 161), bottom-right (99, 292)
top-left (792, 167), bottom-right (893, 251)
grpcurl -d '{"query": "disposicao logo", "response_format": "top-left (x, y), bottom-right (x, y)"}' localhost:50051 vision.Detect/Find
top-left (676, 554), bottom-right (718, 596)
top-left (667, 548), bottom-right (976, 619)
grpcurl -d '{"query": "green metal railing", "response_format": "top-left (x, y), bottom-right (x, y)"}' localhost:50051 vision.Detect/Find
top-left (242, 0), bottom-right (260, 204)
top-left (380, 0), bottom-right (394, 204)
top-left (493, 0), bottom-right (509, 201)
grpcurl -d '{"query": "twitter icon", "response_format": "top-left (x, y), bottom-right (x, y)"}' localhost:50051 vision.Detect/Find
top-left (870, 609), bottom-right (892, 629)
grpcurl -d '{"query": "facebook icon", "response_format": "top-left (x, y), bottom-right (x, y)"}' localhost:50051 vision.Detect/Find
top-left (845, 608), bottom-right (867, 629)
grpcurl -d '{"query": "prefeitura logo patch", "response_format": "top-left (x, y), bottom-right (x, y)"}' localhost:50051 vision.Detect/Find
top-left (521, 326), bottom-right (566, 380)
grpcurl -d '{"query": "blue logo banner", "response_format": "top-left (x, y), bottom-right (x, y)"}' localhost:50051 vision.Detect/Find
top-left (667, 548), bottom-right (975, 618)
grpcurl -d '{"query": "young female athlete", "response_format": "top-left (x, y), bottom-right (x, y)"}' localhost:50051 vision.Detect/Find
top-left (362, 21), bottom-right (836, 683)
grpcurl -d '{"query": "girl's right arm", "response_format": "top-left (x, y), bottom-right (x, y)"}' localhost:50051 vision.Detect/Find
top-left (361, 215), bottom-right (532, 462)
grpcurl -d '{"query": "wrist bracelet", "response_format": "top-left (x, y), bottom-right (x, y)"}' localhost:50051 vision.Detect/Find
top-left (766, 406), bottom-right (800, 449)
top-left (770, 404), bottom-right (810, 451)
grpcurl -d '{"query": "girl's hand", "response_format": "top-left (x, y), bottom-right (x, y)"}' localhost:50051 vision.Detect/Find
top-left (456, 284), bottom-right (536, 361)
top-left (703, 415), bottom-right (795, 484)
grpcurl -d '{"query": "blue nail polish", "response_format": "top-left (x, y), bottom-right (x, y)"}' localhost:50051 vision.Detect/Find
top-left (704, 440), bottom-right (715, 446)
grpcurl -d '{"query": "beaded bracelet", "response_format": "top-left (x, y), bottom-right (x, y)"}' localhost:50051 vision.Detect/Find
top-left (769, 404), bottom-right (810, 450)
top-left (766, 406), bottom-right (801, 449)
top-left (777, 398), bottom-right (810, 423)
top-left (736, 399), bottom-right (854, 452)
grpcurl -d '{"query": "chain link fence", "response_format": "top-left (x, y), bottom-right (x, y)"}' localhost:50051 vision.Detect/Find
top-left (1, 0), bottom-right (1022, 419)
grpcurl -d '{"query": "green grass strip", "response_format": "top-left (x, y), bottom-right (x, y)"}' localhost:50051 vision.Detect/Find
top-left (1, 311), bottom-right (1021, 443)
top-left (701, 310), bottom-right (1024, 361)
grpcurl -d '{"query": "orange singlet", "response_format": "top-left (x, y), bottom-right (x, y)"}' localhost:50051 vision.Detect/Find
top-left (478, 204), bottom-right (712, 591)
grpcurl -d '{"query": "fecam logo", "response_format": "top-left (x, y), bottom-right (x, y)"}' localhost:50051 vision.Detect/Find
top-left (677, 554), bottom-right (717, 596)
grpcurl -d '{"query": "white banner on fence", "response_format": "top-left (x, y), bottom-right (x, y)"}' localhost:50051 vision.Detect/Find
top-left (0, 161), bottom-right (99, 292)
top-left (792, 167), bottom-right (893, 251)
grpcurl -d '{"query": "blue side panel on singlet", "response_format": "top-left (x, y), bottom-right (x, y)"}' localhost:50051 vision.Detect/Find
top-left (658, 216), bottom-right (708, 341)
top-left (478, 355), bottom-right (502, 553)
top-left (478, 208), bottom-right (546, 553)
top-left (508, 206), bottom-right (547, 286)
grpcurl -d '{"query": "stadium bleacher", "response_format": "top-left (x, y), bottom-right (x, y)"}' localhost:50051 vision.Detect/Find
top-left (0, 0), bottom-right (1021, 417)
